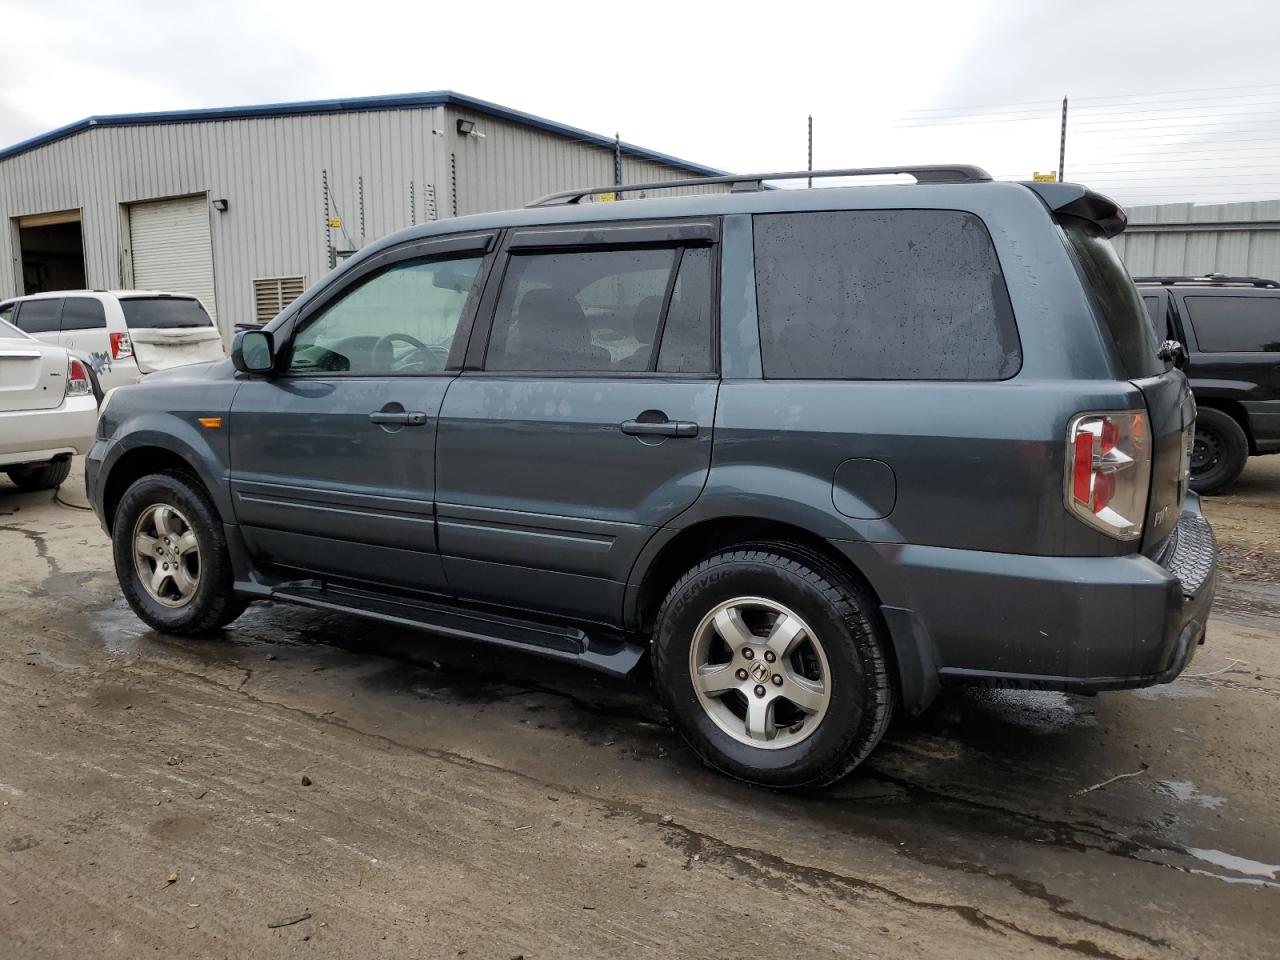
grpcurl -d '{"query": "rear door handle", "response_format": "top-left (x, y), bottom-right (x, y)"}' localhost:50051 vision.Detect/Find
top-left (369, 410), bottom-right (427, 426)
top-left (621, 418), bottom-right (698, 438)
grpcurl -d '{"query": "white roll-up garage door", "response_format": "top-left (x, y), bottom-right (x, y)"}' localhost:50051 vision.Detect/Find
top-left (128, 195), bottom-right (218, 323)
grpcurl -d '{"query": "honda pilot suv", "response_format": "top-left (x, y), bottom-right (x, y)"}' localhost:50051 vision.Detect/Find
top-left (86, 167), bottom-right (1216, 789)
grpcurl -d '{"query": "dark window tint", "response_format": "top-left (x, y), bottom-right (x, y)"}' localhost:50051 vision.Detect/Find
top-left (753, 210), bottom-right (1020, 380)
top-left (656, 247), bottom-right (714, 373)
top-left (119, 297), bottom-right (212, 329)
top-left (0, 304), bottom-right (13, 326)
top-left (1183, 295), bottom-right (1280, 352)
top-left (1059, 217), bottom-right (1162, 377)
top-left (487, 248), bottom-right (678, 373)
top-left (60, 296), bottom-right (107, 331)
top-left (14, 298), bottom-right (62, 334)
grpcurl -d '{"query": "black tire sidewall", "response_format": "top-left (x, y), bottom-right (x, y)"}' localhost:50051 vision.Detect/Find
top-left (1191, 409), bottom-right (1248, 495)
top-left (112, 472), bottom-right (234, 633)
top-left (7, 456), bottom-right (71, 491)
top-left (654, 553), bottom-right (888, 788)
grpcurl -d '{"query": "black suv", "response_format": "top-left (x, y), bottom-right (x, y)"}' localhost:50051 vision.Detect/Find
top-left (1136, 275), bottom-right (1280, 494)
top-left (86, 167), bottom-right (1216, 789)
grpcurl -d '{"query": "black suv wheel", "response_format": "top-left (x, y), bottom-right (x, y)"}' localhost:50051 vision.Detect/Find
top-left (1190, 408), bottom-right (1249, 496)
top-left (652, 546), bottom-right (894, 789)
top-left (112, 470), bottom-right (249, 635)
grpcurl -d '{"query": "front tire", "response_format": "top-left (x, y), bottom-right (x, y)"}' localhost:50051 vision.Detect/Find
top-left (112, 469), bottom-right (248, 635)
top-left (6, 456), bottom-right (72, 492)
top-left (1190, 408), bottom-right (1248, 496)
top-left (652, 546), bottom-right (894, 789)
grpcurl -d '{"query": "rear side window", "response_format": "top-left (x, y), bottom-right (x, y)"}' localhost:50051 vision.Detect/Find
top-left (14, 298), bottom-right (61, 334)
top-left (60, 296), bottom-right (107, 331)
top-left (1183, 296), bottom-right (1280, 352)
top-left (119, 297), bottom-right (212, 329)
top-left (753, 210), bottom-right (1019, 380)
top-left (485, 245), bottom-right (714, 374)
top-left (1059, 217), bottom-right (1163, 377)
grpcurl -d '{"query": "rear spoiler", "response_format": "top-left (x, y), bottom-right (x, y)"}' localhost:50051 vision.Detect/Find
top-left (1021, 181), bottom-right (1128, 238)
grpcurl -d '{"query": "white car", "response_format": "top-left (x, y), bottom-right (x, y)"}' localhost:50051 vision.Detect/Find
top-left (0, 290), bottom-right (225, 392)
top-left (0, 317), bottom-right (97, 491)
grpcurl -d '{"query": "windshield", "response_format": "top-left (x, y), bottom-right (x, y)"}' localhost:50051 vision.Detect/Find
top-left (120, 297), bottom-right (213, 329)
top-left (1059, 215), bottom-right (1164, 378)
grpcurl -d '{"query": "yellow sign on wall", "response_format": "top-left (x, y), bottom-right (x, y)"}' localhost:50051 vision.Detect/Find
top-left (597, 192), bottom-right (617, 203)
top-left (327, 217), bottom-right (342, 228)
top-left (1032, 171), bottom-right (1057, 182)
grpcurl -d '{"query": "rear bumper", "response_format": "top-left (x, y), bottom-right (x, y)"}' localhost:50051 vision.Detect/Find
top-left (837, 494), bottom-right (1217, 702)
top-left (0, 394), bottom-right (97, 467)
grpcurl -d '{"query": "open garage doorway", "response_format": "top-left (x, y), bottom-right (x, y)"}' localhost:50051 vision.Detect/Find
top-left (15, 210), bottom-right (86, 294)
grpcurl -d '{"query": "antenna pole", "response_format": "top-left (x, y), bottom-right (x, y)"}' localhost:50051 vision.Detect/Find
top-left (1058, 96), bottom-right (1068, 182)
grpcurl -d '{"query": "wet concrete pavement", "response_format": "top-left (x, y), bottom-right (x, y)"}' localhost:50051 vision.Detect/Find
top-left (1, 461), bottom-right (1278, 958)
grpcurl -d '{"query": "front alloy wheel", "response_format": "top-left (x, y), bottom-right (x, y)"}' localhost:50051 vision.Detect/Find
top-left (132, 504), bottom-right (201, 607)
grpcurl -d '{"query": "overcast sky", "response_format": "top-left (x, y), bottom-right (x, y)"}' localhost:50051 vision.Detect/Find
top-left (3, 0), bottom-right (1279, 206)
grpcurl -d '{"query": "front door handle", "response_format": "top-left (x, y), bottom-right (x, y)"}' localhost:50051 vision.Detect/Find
top-left (369, 410), bottom-right (427, 426)
top-left (621, 417), bottom-right (698, 438)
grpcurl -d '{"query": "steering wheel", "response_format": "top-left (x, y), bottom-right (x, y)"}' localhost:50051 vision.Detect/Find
top-left (371, 332), bottom-right (430, 371)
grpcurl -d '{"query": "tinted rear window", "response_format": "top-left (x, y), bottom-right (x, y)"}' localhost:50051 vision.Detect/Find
top-left (14, 298), bottom-right (61, 334)
top-left (1059, 216), bottom-right (1162, 377)
top-left (1183, 295), bottom-right (1280, 352)
top-left (60, 296), bottom-right (107, 331)
top-left (752, 210), bottom-right (1020, 380)
top-left (120, 297), bottom-right (212, 328)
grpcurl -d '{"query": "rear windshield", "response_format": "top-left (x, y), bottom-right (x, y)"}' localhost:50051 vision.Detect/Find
top-left (1059, 216), bottom-right (1163, 377)
top-left (120, 297), bottom-right (212, 329)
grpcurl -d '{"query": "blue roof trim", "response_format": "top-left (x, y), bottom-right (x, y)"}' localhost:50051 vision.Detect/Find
top-left (0, 90), bottom-right (727, 177)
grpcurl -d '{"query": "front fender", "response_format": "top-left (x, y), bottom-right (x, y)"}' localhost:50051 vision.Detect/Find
top-left (99, 413), bottom-right (234, 525)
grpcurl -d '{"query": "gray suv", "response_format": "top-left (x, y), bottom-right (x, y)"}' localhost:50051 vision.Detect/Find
top-left (86, 166), bottom-right (1216, 789)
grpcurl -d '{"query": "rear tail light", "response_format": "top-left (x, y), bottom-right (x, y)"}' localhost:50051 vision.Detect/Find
top-left (110, 331), bottom-right (133, 360)
top-left (1066, 411), bottom-right (1150, 540)
top-left (66, 357), bottom-right (93, 398)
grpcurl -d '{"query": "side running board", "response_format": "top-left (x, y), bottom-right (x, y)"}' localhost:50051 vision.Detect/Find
top-left (271, 581), bottom-right (645, 677)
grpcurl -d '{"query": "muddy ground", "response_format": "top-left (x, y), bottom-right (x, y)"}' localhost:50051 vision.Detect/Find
top-left (1, 460), bottom-right (1278, 959)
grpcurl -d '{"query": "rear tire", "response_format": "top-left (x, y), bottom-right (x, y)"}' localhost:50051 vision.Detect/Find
top-left (112, 469), bottom-right (249, 636)
top-left (1190, 408), bottom-right (1248, 496)
top-left (652, 546), bottom-right (894, 790)
top-left (6, 456), bottom-right (72, 492)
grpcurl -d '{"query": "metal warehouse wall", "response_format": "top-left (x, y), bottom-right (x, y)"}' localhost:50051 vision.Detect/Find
top-left (0, 105), bottom-right (720, 334)
top-left (0, 107), bottom-right (449, 332)
top-left (445, 108), bottom-right (724, 216)
top-left (1114, 199), bottom-right (1280, 281)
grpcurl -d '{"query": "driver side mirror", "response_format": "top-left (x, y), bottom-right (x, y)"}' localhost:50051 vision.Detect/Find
top-left (232, 329), bottom-right (275, 375)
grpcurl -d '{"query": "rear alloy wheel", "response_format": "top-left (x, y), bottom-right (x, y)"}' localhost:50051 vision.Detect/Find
top-left (653, 546), bottom-right (894, 789)
top-left (112, 470), bottom-right (248, 635)
top-left (6, 456), bottom-right (72, 492)
top-left (1189, 408), bottom-right (1248, 496)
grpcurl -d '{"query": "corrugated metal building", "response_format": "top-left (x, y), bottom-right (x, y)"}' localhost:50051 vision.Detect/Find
top-left (1114, 199), bottom-right (1280, 282)
top-left (0, 91), bottom-right (724, 335)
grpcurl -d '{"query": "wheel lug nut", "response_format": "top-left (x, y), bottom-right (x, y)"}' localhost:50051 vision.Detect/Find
top-left (764, 650), bottom-right (776, 663)
top-left (772, 674), bottom-right (783, 686)
top-left (735, 668), bottom-right (748, 681)
top-left (742, 648), bottom-right (754, 660)
top-left (754, 685), bottom-right (766, 698)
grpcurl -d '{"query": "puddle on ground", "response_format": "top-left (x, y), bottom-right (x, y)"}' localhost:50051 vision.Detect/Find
top-left (1156, 779), bottom-right (1226, 810)
top-left (1187, 848), bottom-right (1280, 882)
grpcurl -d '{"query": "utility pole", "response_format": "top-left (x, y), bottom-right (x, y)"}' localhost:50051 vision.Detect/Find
top-left (614, 132), bottom-right (622, 189)
top-left (807, 114), bottom-right (813, 188)
top-left (1058, 96), bottom-right (1068, 182)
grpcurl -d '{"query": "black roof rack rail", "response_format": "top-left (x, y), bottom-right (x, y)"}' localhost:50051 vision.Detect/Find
top-left (527, 165), bottom-right (992, 207)
top-left (1133, 274), bottom-right (1280, 289)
